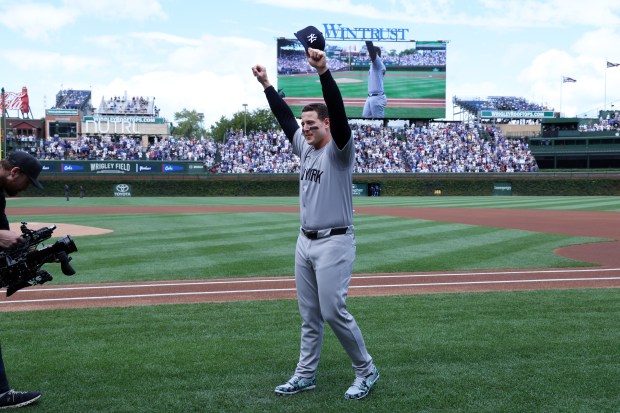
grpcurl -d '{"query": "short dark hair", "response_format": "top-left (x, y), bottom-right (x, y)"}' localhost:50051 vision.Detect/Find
top-left (375, 46), bottom-right (381, 57)
top-left (302, 103), bottom-right (329, 120)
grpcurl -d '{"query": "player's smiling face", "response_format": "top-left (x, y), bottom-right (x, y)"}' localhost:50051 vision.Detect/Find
top-left (301, 111), bottom-right (330, 149)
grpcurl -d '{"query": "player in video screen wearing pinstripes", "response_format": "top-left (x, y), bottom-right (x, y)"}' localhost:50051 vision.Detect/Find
top-left (252, 25), bottom-right (379, 401)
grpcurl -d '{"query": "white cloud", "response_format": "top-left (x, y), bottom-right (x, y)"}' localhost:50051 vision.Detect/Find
top-left (62, 0), bottom-right (167, 21)
top-left (0, 0), bottom-right (166, 41)
top-left (2, 49), bottom-right (105, 74)
top-left (0, 4), bottom-right (78, 41)
top-left (128, 32), bottom-right (201, 47)
top-left (518, 26), bottom-right (620, 117)
top-left (572, 27), bottom-right (620, 61)
top-left (258, 0), bottom-right (620, 29)
top-left (89, 34), bottom-right (275, 125)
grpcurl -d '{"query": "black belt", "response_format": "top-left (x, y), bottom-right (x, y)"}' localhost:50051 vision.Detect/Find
top-left (368, 92), bottom-right (384, 97)
top-left (301, 227), bottom-right (348, 240)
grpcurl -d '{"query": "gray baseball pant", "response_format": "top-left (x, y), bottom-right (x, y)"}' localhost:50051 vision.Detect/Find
top-left (293, 231), bottom-right (374, 378)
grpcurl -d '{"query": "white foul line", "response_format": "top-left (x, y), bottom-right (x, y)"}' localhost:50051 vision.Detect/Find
top-left (2, 276), bottom-right (619, 305)
top-left (7, 267), bottom-right (620, 294)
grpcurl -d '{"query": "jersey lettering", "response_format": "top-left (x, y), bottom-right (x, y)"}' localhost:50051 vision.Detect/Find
top-left (301, 168), bottom-right (323, 183)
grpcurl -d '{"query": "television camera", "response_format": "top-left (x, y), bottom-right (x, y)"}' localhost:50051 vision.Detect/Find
top-left (0, 222), bottom-right (78, 297)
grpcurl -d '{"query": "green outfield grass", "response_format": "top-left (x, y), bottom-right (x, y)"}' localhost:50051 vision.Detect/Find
top-left (8, 195), bottom-right (620, 210)
top-left (278, 71), bottom-right (445, 99)
top-left (2, 197), bottom-right (619, 412)
top-left (6, 196), bottom-right (614, 284)
top-left (277, 70), bottom-right (446, 118)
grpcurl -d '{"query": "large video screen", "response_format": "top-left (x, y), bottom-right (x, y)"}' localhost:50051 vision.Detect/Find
top-left (276, 38), bottom-right (446, 120)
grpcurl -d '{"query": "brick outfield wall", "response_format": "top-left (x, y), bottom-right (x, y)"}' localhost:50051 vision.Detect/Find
top-left (20, 172), bottom-right (620, 197)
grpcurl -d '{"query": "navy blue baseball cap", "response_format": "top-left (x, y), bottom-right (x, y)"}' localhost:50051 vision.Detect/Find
top-left (8, 151), bottom-right (44, 189)
top-left (294, 26), bottom-right (325, 52)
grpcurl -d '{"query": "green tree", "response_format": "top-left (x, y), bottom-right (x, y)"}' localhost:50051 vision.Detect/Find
top-left (172, 109), bottom-right (205, 139)
top-left (209, 108), bottom-right (279, 142)
top-left (252, 108), bottom-right (279, 131)
top-left (210, 115), bottom-right (232, 142)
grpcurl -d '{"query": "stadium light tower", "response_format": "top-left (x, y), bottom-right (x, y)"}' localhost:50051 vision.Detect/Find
top-left (243, 103), bottom-right (248, 136)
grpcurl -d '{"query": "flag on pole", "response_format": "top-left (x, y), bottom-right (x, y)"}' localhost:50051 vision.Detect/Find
top-left (607, 61), bottom-right (620, 68)
top-left (562, 76), bottom-right (577, 83)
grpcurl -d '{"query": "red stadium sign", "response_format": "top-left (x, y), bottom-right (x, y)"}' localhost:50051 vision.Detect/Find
top-left (1, 87), bottom-right (31, 115)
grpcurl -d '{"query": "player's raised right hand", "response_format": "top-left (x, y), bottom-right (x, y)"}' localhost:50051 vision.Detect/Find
top-left (306, 48), bottom-right (327, 75)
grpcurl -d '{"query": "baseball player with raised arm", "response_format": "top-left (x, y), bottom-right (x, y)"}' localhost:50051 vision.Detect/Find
top-left (252, 26), bottom-right (379, 400)
top-left (362, 40), bottom-right (387, 118)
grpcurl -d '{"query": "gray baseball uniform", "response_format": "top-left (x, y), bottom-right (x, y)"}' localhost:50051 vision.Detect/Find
top-left (363, 51), bottom-right (387, 118)
top-left (262, 69), bottom-right (374, 379)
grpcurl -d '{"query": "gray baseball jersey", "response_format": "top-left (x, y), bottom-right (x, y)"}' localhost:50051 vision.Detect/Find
top-left (367, 55), bottom-right (386, 95)
top-left (363, 55), bottom-right (387, 118)
top-left (292, 128), bottom-right (354, 230)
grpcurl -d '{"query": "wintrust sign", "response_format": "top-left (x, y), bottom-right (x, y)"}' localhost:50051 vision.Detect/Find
top-left (322, 23), bottom-right (410, 41)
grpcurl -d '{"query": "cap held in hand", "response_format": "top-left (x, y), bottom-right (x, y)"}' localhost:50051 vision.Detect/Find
top-left (8, 151), bottom-right (44, 189)
top-left (294, 25), bottom-right (325, 52)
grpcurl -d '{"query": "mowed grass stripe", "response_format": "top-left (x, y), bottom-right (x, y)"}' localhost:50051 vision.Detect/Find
top-left (12, 213), bottom-right (298, 282)
top-left (9, 196), bottom-right (620, 211)
top-left (11, 210), bottom-right (605, 284)
top-left (4, 290), bottom-right (619, 412)
top-left (353, 196), bottom-right (620, 211)
top-left (356, 222), bottom-right (597, 272)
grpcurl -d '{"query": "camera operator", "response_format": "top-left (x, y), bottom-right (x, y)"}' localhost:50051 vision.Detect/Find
top-left (0, 151), bottom-right (44, 409)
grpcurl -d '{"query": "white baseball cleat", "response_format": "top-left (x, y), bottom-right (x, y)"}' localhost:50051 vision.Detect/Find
top-left (344, 365), bottom-right (379, 400)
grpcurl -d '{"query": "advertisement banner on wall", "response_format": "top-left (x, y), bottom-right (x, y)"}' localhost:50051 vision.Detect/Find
top-left (493, 182), bottom-right (512, 196)
top-left (38, 161), bottom-right (206, 175)
top-left (352, 183), bottom-right (367, 196)
top-left (113, 184), bottom-right (132, 197)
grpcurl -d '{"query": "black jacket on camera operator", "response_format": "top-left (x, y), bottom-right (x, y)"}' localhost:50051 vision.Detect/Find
top-left (0, 151), bottom-right (44, 409)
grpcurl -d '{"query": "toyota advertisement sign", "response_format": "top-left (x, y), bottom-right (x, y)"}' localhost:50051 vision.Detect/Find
top-left (113, 184), bottom-right (132, 197)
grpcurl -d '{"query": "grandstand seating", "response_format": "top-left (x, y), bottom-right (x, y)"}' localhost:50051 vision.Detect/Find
top-left (13, 122), bottom-right (539, 173)
top-left (453, 96), bottom-right (550, 118)
top-left (97, 95), bottom-right (159, 116)
top-left (54, 89), bottom-right (92, 112)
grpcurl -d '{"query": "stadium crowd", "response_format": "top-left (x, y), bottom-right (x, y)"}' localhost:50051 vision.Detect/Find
top-left (580, 110), bottom-right (620, 131)
top-left (279, 49), bottom-right (446, 75)
top-left (55, 89), bottom-right (91, 111)
top-left (100, 96), bottom-right (154, 115)
top-left (454, 96), bottom-right (550, 113)
top-left (12, 122), bottom-right (538, 173)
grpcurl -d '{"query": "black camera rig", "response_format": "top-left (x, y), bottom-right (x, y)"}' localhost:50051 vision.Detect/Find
top-left (0, 222), bottom-right (78, 297)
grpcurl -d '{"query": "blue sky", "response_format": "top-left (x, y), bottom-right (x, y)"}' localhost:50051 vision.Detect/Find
top-left (1, 0), bottom-right (619, 127)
